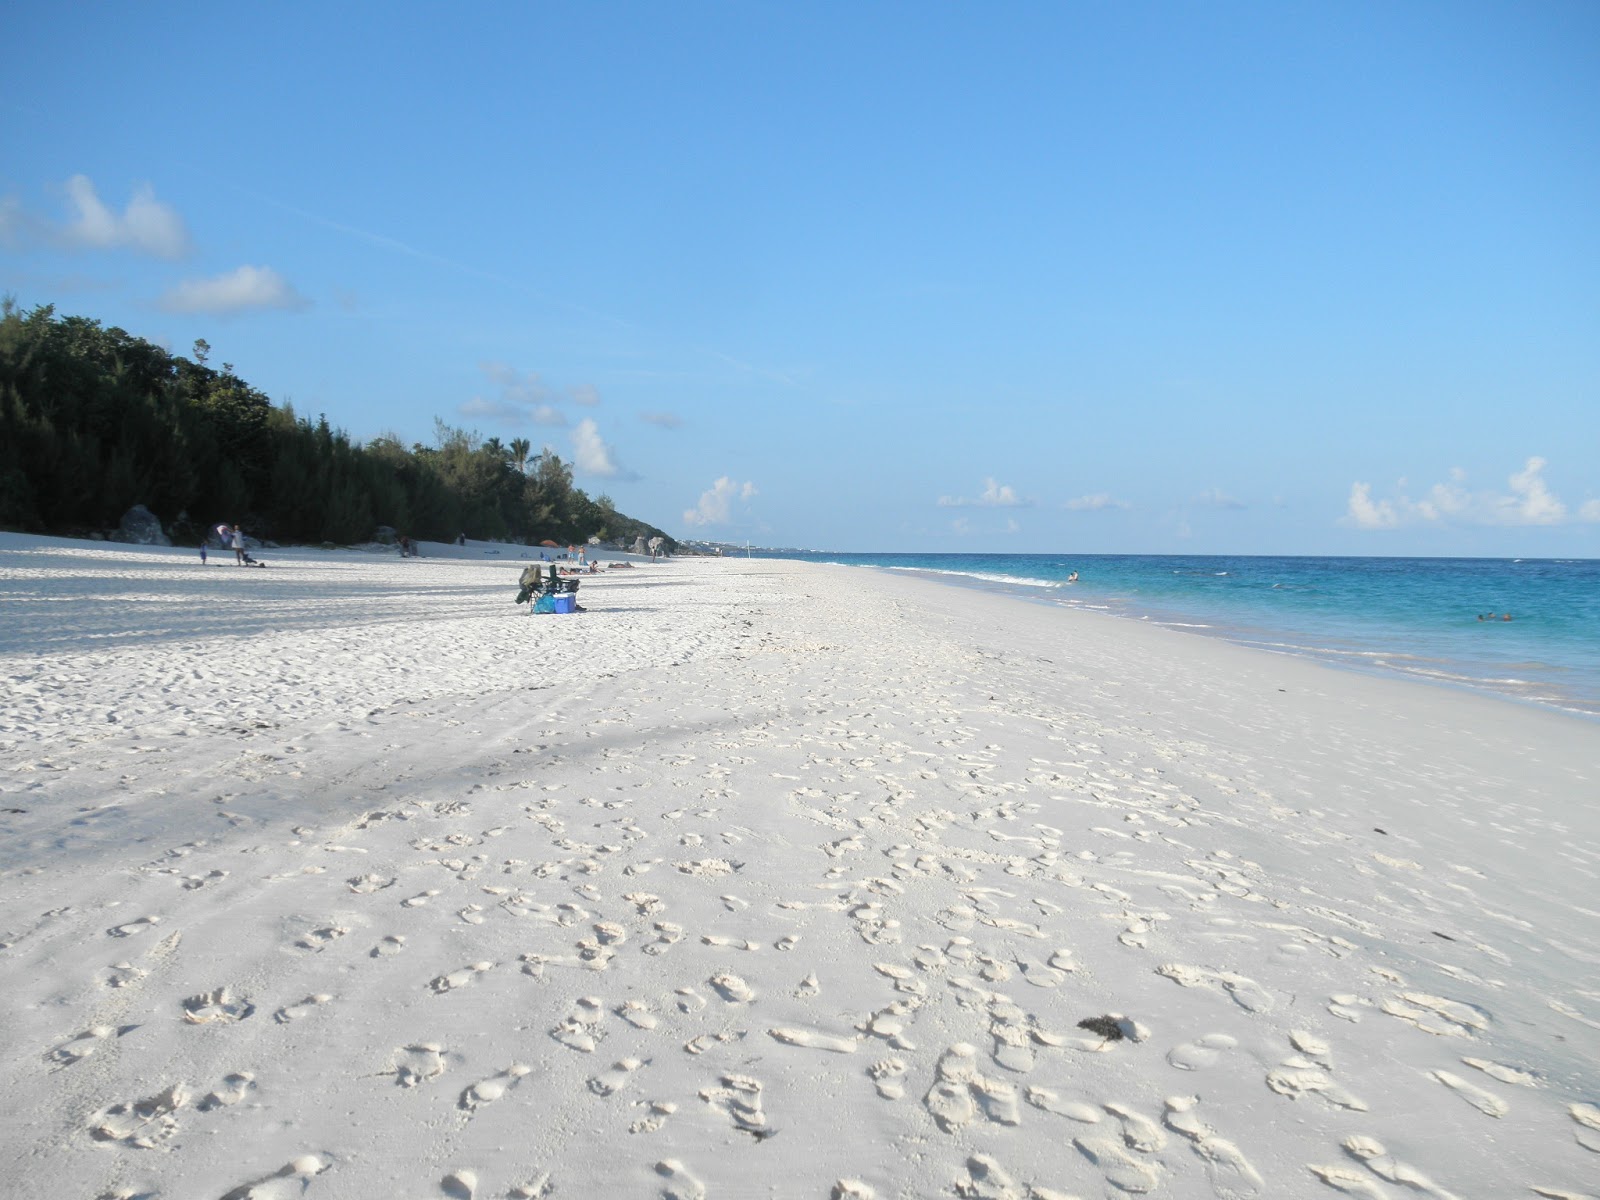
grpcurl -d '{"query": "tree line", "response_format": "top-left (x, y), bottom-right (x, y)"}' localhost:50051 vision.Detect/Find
top-left (0, 301), bottom-right (675, 551)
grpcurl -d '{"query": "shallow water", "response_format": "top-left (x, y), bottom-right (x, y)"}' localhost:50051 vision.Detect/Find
top-left (761, 551), bottom-right (1600, 717)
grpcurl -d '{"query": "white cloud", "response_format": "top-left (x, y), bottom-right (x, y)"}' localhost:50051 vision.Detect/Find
top-left (467, 363), bottom-right (568, 426)
top-left (639, 411), bottom-right (684, 429)
top-left (1501, 456), bottom-right (1566, 525)
top-left (1346, 457), bottom-right (1589, 530)
top-left (1194, 488), bottom-right (1246, 510)
top-left (938, 477), bottom-right (1028, 507)
top-left (61, 176), bottom-right (191, 258)
top-left (1064, 493), bottom-right (1130, 511)
top-left (683, 476), bottom-right (757, 527)
top-left (572, 384), bottom-right (601, 407)
top-left (158, 265), bottom-right (309, 314)
top-left (572, 417), bottom-right (629, 478)
top-left (1345, 482), bottom-right (1399, 529)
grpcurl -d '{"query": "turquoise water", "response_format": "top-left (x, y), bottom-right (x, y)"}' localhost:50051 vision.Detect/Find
top-left (758, 552), bottom-right (1600, 718)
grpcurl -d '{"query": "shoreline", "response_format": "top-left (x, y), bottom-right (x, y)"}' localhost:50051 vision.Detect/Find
top-left (782, 552), bottom-right (1600, 721)
top-left (2, 540), bottom-right (1596, 1197)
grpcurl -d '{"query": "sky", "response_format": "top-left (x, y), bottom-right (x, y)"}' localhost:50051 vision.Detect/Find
top-left (2, 1), bottom-right (1597, 556)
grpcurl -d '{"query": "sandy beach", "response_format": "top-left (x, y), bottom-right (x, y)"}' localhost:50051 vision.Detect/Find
top-left (2, 536), bottom-right (1596, 1200)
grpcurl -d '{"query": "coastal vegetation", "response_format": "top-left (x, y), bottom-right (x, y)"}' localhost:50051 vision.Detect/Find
top-left (0, 300), bottom-right (674, 550)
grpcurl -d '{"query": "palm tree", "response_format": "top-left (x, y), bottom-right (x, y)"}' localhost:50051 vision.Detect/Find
top-left (509, 437), bottom-right (532, 474)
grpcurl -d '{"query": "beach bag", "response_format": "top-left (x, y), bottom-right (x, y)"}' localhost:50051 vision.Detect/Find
top-left (534, 593), bottom-right (557, 614)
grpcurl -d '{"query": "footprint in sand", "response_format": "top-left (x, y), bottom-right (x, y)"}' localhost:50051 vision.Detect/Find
top-left (1265, 1064), bottom-right (1368, 1111)
top-left (1156, 962), bottom-right (1274, 1012)
top-left (48, 1025), bottom-right (122, 1067)
top-left (868, 1058), bottom-right (907, 1100)
top-left (768, 1025), bottom-right (858, 1054)
top-left (1429, 1069), bottom-right (1507, 1117)
top-left (1025, 1087), bottom-right (1102, 1124)
top-left (922, 1044), bottom-right (1020, 1132)
top-left (1342, 1135), bottom-right (1462, 1199)
top-left (217, 1155), bottom-right (329, 1200)
top-left (402, 890), bottom-right (441, 908)
top-left (644, 923), bottom-right (684, 956)
top-left (430, 962), bottom-right (493, 994)
top-left (629, 1100), bottom-right (678, 1134)
top-left (89, 1083), bottom-right (189, 1149)
top-left (1167, 1033), bottom-right (1239, 1071)
top-left (1307, 1164), bottom-right (1389, 1197)
top-left (1570, 1101), bottom-right (1600, 1152)
top-left (182, 868), bottom-right (229, 890)
top-left (199, 1072), bottom-right (257, 1111)
top-left (347, 874), bottom-right (395, 894)
top-left (108, 915), bottom-right (162, 938)
top-left (393, 1043), bottom-right (448, 1087)
top-left (1460, 1057), bottom-right (1538, 1087)
top-left (699, 1073), bottom-right (768, 1132)
top-left (460, 1063), bottom-right (531, 1112)
top-left (183, 987), bottom-right (256, 1024)
top-left (702, 934), bottom-right (762, 951)
top-left (371, 935), bottom-right (406, 958)
top-left (831, 1181), bottom-right (876, 1199)
top-left (1075, 1135), bottom-right (1162, 1194)
top-left (589, 1057), bottom-right (645, 1097)
top-left (656, 1159), bottom-right (707, 1200)
top-left (552, 997), bottom-right (606, 1051)
top-left (440, 1169), bottom-right (479, 1199)
top-left (617, 1000), bottom-right (659, 1030)
top-left (104, 961), bottom-right (149, 988)
top-left (1378, 991), bottom-right (1487, 1038)
top-left (708, 972), bottom-right (755, 1003)
top-left (274, 994), bottom-right (333, 1023)
top-left (675, 987), bottom-right (707, 1014)
top-left (1105, 1102), bottom-right (1166, 1153)
top-left (295, 925), bottom-right (349, 952)
top-left (1164, 1095), bottom-right (1264, 1198)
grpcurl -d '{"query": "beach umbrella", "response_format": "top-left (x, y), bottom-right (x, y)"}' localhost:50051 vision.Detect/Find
top-left (539, 539), bottom-right (560, 547)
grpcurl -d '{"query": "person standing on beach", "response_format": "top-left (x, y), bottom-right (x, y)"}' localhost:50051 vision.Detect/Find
top-left (200, 541), bottom-right (207, 565)
top-left (231, 525), bottom-right (245, 565)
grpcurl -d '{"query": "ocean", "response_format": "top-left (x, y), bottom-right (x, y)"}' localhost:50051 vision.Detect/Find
top-left (755, 552), bottom-right (1600, 719)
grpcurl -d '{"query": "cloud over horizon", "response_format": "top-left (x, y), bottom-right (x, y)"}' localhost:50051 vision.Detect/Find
top-left (1064, 492), bottom-right (1130, 511)
top-left (1345, 457), bottom-right (1598, 530)
top-left (158, 265), bottom-right (308, 314)
top-left (938, 478), bottom-right (1028, 508)
top-left (683, 476), bottom-right (757, 527)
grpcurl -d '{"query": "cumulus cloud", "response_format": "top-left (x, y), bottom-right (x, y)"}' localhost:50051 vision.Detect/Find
top-left (572, 417), bottom-right (634, 479)
top-left (1, 176), bottom-right (192, 258)
top-left (1345, 482), bottom-right (1399, 530)
top-left (639, 411), bottom-right (684, 429)
top-left (61, 176), bottom-right (191, 258)
top-left (938, 477), bottom-right (1028, 508)
top-left (1345, 457), bottom-right (1595, 530)
top-left (158, 265), bottom-right (309, 314)
top-left (1064, 493), bottom-right (1130, 512)
top-left (683, 477), bottom-right (757, 527)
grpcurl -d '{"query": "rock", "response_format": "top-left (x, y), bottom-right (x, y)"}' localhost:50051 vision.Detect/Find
top-left (113, 505), bottom-right (171, 546)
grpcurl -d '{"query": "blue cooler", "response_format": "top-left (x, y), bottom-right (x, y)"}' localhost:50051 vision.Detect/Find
top-left (553, 595), bottom-right (576, 614)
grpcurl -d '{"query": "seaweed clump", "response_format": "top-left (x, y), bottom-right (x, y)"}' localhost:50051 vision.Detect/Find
top-left (1076, 1015), bottom-right (1125, 1041)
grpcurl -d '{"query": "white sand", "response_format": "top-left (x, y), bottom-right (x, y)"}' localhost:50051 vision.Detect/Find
top-left (2, 534), bottom-right (1596, 1200)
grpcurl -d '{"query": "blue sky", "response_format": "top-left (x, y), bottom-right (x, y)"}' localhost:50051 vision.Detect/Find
top-left (3, 1), bottom-right (1596, 555)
